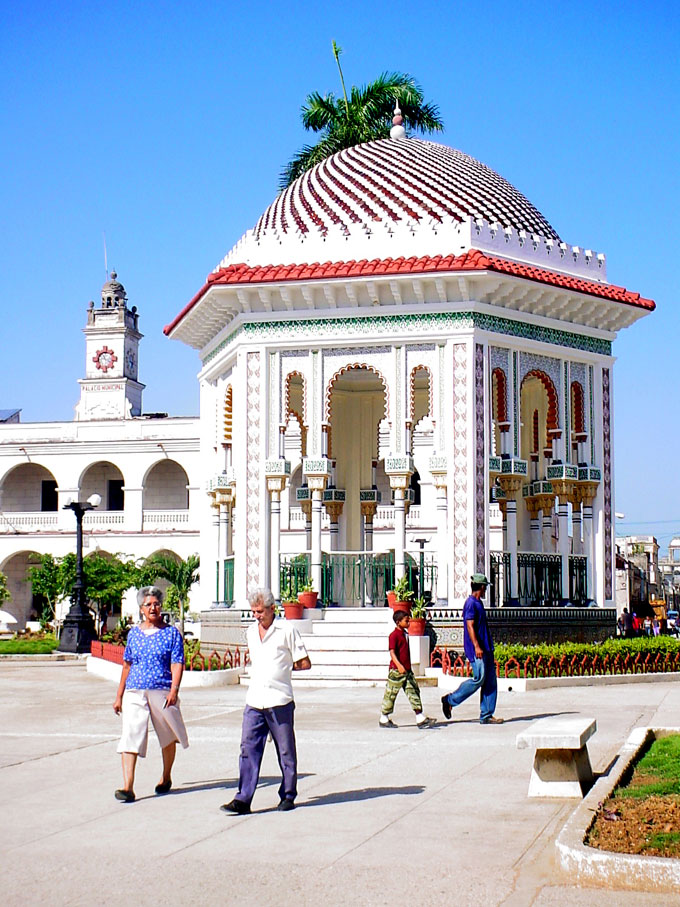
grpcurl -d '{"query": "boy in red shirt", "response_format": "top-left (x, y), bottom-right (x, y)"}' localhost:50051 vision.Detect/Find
top-left (379, 610), bottom-right (435, 728)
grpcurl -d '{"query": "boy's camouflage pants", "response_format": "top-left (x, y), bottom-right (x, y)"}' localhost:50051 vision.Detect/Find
top-left (381, 669), bottom-right (423, 715)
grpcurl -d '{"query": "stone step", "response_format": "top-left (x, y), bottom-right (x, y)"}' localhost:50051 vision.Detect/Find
top-left (311, 622), bottom-right (392, 637)
top-left (304, 650), bottom-right (389, 666)
top-left (319, 608), bottom-right (393, 623)
top-left (300, 635), bottom-right (387, 651)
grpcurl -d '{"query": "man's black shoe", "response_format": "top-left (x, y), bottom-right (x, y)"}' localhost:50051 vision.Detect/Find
top-left (220, 798), bottom-right (251, 815)
top-left (277, 799), bottom-right (296, 811)
top-left (441, 695), bottom-right (452, 720)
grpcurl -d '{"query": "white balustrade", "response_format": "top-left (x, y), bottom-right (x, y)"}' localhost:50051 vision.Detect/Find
top-left (83, 511), bottom-right (125, 526)
top-left (0, 512), bottom-right (59, 532)
top-left (142, 510), bottom-right (190, 527)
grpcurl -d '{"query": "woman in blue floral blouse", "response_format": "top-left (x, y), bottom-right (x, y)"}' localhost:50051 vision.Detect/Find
top-left (112, 586), bottom-right (188, 802)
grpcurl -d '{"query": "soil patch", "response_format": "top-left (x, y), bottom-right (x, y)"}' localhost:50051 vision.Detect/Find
top-left (587, 734), bottom-right (680, 857)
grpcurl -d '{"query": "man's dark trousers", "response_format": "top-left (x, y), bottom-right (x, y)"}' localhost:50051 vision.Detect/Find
top-left (235, 702), bottom-right (297, 805)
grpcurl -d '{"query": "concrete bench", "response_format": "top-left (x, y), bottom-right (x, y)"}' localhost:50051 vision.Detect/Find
top-left (516, 716), bottom-right (597, 798)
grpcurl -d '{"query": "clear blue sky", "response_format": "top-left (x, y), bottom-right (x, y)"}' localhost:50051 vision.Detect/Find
top-left (1, 1), bottom-right (678, 545)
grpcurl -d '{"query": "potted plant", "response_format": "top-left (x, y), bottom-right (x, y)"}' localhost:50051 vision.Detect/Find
top-left (408, 597), bottom-right (428, 636)
top-left (297, 578), bottom-right (318, 609)
top-left (281, 585), bottom-right (304, 621)
top-left (387, 575), bottom-right (414, 611)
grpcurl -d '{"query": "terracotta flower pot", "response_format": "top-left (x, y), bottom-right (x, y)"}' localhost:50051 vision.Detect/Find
top-left (387, 591), bottom-right (397, 608)
top-left (297, 591), bottom-right (318, 609)
top-left (391, 599), bottom-right (411, 613)
top-left (283, 601), bottom-right (304, 620)
top-left (408, 617), bottom-right (427, 636)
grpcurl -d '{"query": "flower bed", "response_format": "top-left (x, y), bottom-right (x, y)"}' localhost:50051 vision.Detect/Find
top-left (89, 641), bottom-right (249, 671)
top-left (431, 637), bottom-right (680, 679)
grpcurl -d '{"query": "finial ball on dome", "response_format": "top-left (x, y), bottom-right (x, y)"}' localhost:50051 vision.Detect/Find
top-left (390, 99), bottom-right (406, 139)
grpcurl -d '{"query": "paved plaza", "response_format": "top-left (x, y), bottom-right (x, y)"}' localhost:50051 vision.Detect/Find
top-left (2, 662), bottom-right (679, 906)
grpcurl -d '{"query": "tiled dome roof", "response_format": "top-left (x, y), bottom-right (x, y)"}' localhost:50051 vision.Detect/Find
top-left (257, 138), bottom-right (559, 240)
top-left (220, 138), bottom-right (561, 268)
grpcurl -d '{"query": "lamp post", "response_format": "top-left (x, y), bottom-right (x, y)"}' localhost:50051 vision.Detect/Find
top-left (58, 493), bottom-right (101, 653)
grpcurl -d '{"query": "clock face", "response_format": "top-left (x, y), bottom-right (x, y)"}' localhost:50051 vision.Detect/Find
top-left (93, 346), bottom-right (117, 373)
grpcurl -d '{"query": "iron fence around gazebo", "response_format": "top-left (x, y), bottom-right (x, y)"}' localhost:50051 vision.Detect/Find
top-left (490, 552), bottom-right (589, 607)
top-left (280, 551), bottom-right (437, 608)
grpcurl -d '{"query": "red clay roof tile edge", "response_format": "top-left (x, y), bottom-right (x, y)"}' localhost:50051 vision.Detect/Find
top-left (163, 251), bottom-right (655, 336)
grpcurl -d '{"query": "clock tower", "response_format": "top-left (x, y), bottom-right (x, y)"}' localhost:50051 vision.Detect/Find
top-left (75, 272), bottom-right (145, 420)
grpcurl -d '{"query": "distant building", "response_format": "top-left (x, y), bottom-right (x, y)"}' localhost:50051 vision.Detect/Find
top-left (659, 537), bottom-right (680, 609)
top-left (0, 274), bottom-right (200, 629)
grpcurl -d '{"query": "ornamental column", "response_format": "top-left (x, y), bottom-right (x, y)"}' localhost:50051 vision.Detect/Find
top-left (296, 488), bottom-right (312, 551)
top-left (577, 466), bottom-right (601, 604)
top-left (265, 459), bottom-right (291, 602)
top-left (324, 490), bottom-right (345, 552)
top-left (386, 456), bottom-right (414, 583)
top-left (303, 458), bottom-right (332, 596)
top-left (360, 490), bottom-right (380, 607)
top-left (498, 457), bottom-right (527, 605)
top-left (211, 497), bottom-right (221, 604)
top-left (525, 497), bottom-right (542, 552)
top-left (429, 455), bottom-right (449, 605)
top-left (549, 464), bottom-right (577, 604)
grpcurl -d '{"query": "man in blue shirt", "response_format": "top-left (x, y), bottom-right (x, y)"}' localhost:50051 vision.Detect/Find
top-left (441, 574), bottom-right (503, 725)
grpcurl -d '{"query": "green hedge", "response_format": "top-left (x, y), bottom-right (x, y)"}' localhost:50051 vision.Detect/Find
top-left (493, 636), bottom-right (680, 670)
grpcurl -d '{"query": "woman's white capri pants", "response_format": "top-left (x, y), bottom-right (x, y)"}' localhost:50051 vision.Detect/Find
top-left (117, 689), bottom-right (189, 757)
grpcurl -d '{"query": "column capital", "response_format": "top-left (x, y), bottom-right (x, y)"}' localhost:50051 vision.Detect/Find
top-left (498, 475), bottom-right (523, 497)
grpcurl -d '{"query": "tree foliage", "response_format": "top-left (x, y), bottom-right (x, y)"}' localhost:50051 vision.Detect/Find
top-left (143, 553), bottom-right (200, 637)
top-left (281, 44), bottom-right (443, 188)
top-left (0, 570), bottom-right (10, 608)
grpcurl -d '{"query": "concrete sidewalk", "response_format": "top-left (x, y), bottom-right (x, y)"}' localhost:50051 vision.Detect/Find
top-left (1, 663), bottom-right (678, 906)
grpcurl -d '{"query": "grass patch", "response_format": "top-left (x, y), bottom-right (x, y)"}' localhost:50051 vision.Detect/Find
top-left (617, 735), bottom-right (680, 798)
top-left (588, 734), bottom-right (680, 857)
top-left (0, 635), bottom-right (58, 654)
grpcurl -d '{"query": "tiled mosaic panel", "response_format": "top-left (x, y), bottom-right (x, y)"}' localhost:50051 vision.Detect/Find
top-left (602, 367), bottom-right (612, 599)
top-left (246, 352), bottom-right (262, 592)
top-left (203, 311), bottom-right (612, 366)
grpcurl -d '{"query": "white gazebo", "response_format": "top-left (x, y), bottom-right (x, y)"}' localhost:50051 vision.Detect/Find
top-left (166, 136), bottom-right (654, 613)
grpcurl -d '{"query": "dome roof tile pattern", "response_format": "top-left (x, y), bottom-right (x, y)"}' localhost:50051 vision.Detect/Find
top-left (254, 139), bottom-right (560, 243)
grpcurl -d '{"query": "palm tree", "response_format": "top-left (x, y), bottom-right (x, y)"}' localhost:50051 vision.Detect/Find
top-left (280, 42), bottom-right (444, 188)
top-left (145, 553), bottom-right (200, 638)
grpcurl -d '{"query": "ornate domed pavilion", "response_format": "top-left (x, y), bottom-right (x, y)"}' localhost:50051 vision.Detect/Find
top-left (166, 132), bottom-right (654, 656)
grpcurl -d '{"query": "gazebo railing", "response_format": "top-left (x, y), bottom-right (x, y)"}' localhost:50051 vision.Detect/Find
top-left (569, 555), bottom-right (588, 606)
top-left (280, 551), bottom-right (437, 607)
top-left (517, 553), bottom-right (563, 607)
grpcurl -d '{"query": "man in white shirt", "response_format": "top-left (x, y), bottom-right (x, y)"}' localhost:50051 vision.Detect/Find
top-left (221, 588), bottom-right (311, 814)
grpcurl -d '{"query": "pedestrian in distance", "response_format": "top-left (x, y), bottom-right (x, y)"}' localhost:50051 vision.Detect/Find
top-left (221, 588), bottom-right (311, 815)
top-left (112, 586), bottom-right (189, 802)
top-left (441, 574), bottom-right (504, 725)
top-left (379, 609), bottom-right (436, 729)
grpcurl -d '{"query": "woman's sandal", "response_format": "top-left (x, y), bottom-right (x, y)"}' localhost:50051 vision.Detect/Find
top-left (155, 780), bottom-right (172, 795)
top-left (114, 789), bottom-right (135, 803)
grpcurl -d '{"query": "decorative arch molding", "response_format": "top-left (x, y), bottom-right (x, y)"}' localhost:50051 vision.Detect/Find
top-left (491, 367), bottom-right (508, 424)
top-left (324, 363), bottom-right (389, 423)
top-left (284, 370), bottom-right (307, 425)
top-left (532, 409), bottom-right (540, 454)
top-left (409, 364), bottom-right (433, 422)
top-left (223, 385), bottom-right (233, 443)
top-left (519, 353), bottom-right (561, 402)
top-left (571, 380), bottom-right (586, 435)
top-left (521, 369), bottom-right (559, 431)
